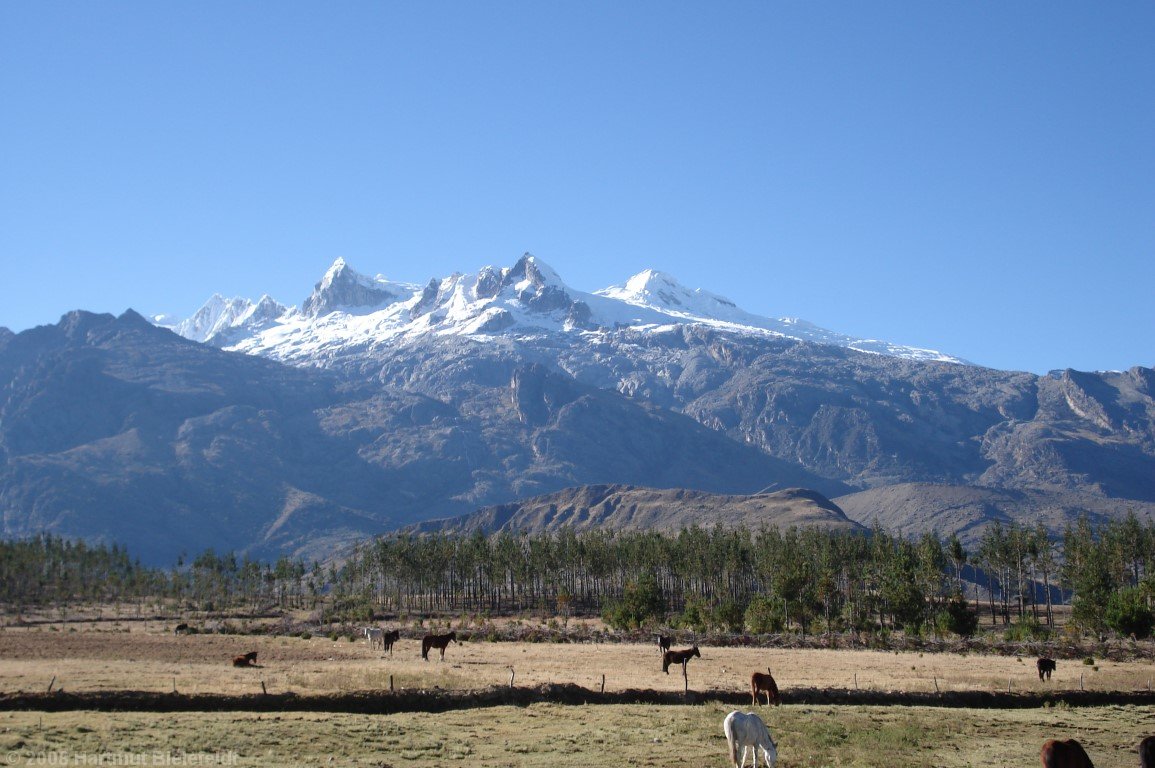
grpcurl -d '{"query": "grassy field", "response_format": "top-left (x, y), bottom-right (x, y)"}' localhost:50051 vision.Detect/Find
top-left (3, 621), bottom-right (1154, 698)
top-left (3, 702), bottom-right (1154, 767)
top-left (2, 619), bottom-right (1155, 766)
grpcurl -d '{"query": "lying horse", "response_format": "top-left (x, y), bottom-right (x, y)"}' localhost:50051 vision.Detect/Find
top-left (751, 669), bottom-right (780, 706)
top-left (723, 710), bottom-right (777, 768)
top-left (231, 651), bottom-right (258, 668)
top-left (421, 631), bottom-right (457, 661)
top-left (1040, 738), bottom-right (1094, 768)
top-left (1037, 657), bottom-right (1057, 681)
top-left (381, 629), bottom-right (400, 656)
top-left (1140, 736), bottom-right (1155, 768)
top-left (662, 645), bottom-right (700, 674)
top-left (173, 623), bottom-right (190, 635)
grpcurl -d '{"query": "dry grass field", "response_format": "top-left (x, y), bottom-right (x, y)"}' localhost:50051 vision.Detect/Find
top-left (2, 620), bottom-right (1154, 767)
top-left (2, 702), bottom-right (1154, 767)
top-left (2, 621), bottom-right (1154, 698)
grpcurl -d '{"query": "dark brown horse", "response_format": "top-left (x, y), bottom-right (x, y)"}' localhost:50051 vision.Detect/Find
top-left (231, 651), bottom-right (258, 668)
top-left (1139, 736), bottom-right (1155, 768)
top-left (1040, 739), bottom-right (1094, 768)
top-left (751, 669), bottom-right (780, 706)
top-left (662, 645), bottom-right (700, 674)
top-left (655, 634), bottom-right (672, 653)
top-left (382, 629), bottom-right (400, 656)
top-left (421, 631), bottom-right (457, 661)
top-left (1037, 657), bottom-right (1057, 680)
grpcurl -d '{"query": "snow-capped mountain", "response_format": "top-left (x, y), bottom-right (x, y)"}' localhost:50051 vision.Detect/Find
top-left (154, 293), bottom-right (288, 346)
top-left (158, 254), bottom-right (967, 366)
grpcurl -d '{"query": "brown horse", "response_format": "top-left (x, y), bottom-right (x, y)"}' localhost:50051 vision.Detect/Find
top-left (662, 645), bottom-right (700, 674)
top-left (231, 651), bottom-right (258, 668)
top-left (382, 629), bottom-right (400, 656)
top-left (1139, 736), bottom-right (1155, 768)
top-left (655, 634), bottom-right (672, 653)
top-left (1037, 657), bottom-right (1057, 680)
top-left (751, 669), bottom-right (780, 706)
top-left (421, 631), bottom-right (457, 661)
top-left (1040, 739), bottom-right (1094, 768)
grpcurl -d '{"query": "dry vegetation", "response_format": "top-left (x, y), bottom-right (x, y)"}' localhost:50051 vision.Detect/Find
top-left (2, 619), bottom-right (1155, 767)
top-left (3, 619), bottom-right (1155, 698)
top-left (3, 703), bottom-right (1155, 767)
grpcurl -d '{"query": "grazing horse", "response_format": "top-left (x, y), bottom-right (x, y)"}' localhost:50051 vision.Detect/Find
top-left (1040, 739), bottom-right (1094, 768)
top-left (723, 710), bottom-right (777, 768)
top-left (363, 627), bottom-right (384, 649)
top-left (655, 634), bottom-right (672, 653)
top-left (1037, 657), bottom-right (1057, 681)
top-left (751, 669), bottom-right (780, 706)
top-left (1139, 736), bottom-right (1155, 768)
top-left (231, 651), bottom-right (258, 668)
top-left (421, 631), bottom-right (457, 661)
top-left (662, 645), bottom-right (700, 674)
top-left (381, 629), bottom-right (400, 656)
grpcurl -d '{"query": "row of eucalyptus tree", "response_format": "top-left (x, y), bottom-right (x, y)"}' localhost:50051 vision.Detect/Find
top-left (0, 535), bottom-right (315, 615)
top-left (332, 512), bottom-right (1155, 637)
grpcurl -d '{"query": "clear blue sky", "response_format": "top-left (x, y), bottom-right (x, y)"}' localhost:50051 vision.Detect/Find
top-left (2, 2), bottom-right (1152, 374)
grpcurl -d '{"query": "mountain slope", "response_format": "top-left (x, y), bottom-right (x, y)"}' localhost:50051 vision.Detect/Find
top-left (411, 484), bottom-right (865, 537)
top-left (0, 311), bottom-right (839, 563)
top-left (137, 253), bottom-right (1155, 550)
top-left (834, 482), bottom-right (1155, 552)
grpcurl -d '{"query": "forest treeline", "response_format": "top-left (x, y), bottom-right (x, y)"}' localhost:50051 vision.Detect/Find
top-left (3, 513), bottom-right (1154, 639)
top-left (0, 536), bottom-right (317, 615)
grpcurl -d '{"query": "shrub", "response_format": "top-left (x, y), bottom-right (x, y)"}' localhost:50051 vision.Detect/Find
top-left (1003, 617), bottom-right (1049, 642)
top-left (679, 597), bottom-right (711, 632)
top-left (938, 595), bottom-right (979, 638)
top-left (602, 573), bottom-right (666, 630)
top-left (744, 595), bottom-right (785, 634)
top-left (712, 599), bottom-right (745, 633)
top-left (1104, 586), bottom-right (1155, 639)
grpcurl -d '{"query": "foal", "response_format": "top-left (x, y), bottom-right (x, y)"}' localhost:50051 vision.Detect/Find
top-left (750, 669), bottom-right (780, 706)
top-left (662, 645), bottom-right (700, 674)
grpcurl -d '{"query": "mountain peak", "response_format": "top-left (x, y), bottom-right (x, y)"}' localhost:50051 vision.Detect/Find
top-left (601, 269), bottom-right (740, 316)
top-left (506, 253), bottom-right (565, 290)
top-left (156, 253), bottom-right (966, 366)
top-left (302, 259), bottom-right (403, 317)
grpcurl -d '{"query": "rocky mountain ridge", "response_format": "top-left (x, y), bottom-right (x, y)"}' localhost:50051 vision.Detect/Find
top-left (1, 254), bottom-right (1151, 562)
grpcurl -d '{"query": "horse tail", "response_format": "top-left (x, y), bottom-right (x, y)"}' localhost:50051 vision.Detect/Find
top-left (724, 717), bottom-right (739, 768)
top-left (421, 639), bottom-right (429, 660)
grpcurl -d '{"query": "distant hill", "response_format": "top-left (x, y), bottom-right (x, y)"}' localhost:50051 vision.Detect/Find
top-left (834, 482), bottom-right (1155, 550)
top-left (409, 484), bottom-right (867, 537)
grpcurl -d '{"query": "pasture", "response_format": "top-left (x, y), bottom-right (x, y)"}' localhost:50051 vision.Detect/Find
top-left (1, 621), bottom-right (1154, 766)
top-left (3, 701), bottom-right (1153, 767)
top-left (3, 622), bottom-right (1154, 697)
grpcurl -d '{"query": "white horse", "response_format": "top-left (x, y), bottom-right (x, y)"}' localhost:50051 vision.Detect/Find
top-left (363, 626), bottom-right (384, 649)
top-left (723, 711), bottom-right (777, 768)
